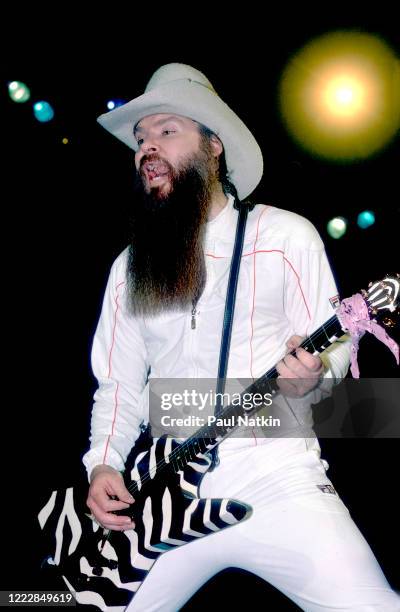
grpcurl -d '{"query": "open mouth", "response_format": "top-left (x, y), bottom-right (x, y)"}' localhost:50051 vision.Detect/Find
top-left (142, 161), bottom-right (170, 181)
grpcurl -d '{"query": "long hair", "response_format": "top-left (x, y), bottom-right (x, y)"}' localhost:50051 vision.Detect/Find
top-left (198, 124), bottom-right (240, 202)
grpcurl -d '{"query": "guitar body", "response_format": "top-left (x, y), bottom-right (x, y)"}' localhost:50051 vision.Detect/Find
top-left (38, 436), bottom-right (252, 610)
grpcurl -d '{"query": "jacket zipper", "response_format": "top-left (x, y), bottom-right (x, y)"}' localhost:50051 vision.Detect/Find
top-left (191, 299), bottom-right (198, 329)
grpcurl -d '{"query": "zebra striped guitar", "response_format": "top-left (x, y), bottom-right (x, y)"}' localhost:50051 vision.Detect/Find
top-left (37, 275), bottom-right (399, 611)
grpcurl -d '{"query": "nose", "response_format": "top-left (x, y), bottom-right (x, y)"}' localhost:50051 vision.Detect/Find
top-left (135, 137), bottom-right (159, 168)
top-left (140, 137), bottom-right (159, 154)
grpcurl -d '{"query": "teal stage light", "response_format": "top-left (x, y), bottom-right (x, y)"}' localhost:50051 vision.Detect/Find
top-left (33, 101), bottom-right (54, 122)
top-left (357, 210), bottom-right (375, 229)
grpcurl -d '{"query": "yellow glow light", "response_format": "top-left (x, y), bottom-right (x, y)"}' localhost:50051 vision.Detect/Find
top-left (62, 137), bottom-right (69, 144)
top-left (324, 76), bottom-right (365, 117)
top-left (279, 31), bottom-right (400, 160)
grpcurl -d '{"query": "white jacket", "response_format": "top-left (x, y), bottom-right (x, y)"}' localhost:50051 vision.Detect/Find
top-left (82, 196), bottom-right (350, 478)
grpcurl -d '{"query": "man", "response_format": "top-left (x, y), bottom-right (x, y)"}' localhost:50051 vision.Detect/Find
top-left (83, 64), bottom-right (399, 610)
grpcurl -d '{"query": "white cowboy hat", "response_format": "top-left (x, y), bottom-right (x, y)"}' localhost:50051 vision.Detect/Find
top-left (97, 63), bottom-right (263, 200)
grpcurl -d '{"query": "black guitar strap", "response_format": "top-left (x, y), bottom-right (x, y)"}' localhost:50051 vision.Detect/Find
top-left (208, 197), bottom-right (255, 471)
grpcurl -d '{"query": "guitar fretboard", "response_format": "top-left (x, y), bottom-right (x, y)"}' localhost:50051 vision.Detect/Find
top-left (167, 313), bottom-right (345, 473)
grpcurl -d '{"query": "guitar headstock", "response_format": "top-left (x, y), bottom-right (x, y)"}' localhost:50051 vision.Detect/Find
top-left (362, 273), bottom-right (400, 328)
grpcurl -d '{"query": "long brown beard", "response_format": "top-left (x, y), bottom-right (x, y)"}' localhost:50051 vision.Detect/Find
top-left (126, 138), bottom-right (217, 316)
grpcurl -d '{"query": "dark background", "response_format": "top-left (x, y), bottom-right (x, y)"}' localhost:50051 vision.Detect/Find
top-left (3, 13), bottom-right (399, 610)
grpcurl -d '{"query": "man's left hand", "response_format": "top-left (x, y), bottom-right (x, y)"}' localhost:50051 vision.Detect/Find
top-left (276, 334), bottom-right (324, 398)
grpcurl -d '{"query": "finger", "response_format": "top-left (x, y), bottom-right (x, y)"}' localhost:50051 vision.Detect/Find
top-left (282, 351), bottom-right (323, 378)
top-left (91, 475), bottom-right (135, 506)
top-left (282, 353), bottom-right (305, 377)
top-left (104, 480), bottom-right (135, 506)
top-left (295, 348), bottom-right (324, 372)
top-left (93, 497), bottom-right (133, 513)
top-left (88, 499), bottom-right (135, 530)
top-left (276, 358), bottom-right (297, 379)
top-left (286, 334), bottom-right (304, 351)
top-left (98, 517), bottom-right (134, 532)
top-left (102, 521), bottom-right (135, 532)
top-left (88, 483), bottom-right (134, 512)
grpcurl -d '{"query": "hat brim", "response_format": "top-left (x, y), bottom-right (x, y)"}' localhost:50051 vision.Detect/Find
top-left (97, 79), bottom-right (263, 200)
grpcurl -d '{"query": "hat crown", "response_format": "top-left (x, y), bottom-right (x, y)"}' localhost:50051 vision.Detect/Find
top-left (145, 63), bottom-right (216, 94)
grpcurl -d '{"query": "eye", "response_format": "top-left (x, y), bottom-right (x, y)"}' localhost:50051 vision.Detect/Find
top-left (136, 137), bottom-right (144, 146)
top-left (162, 129), bottom-right (176, 136)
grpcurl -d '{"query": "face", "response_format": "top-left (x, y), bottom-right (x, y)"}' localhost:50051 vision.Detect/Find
top-left (134, 114), bottom-right (221, 196)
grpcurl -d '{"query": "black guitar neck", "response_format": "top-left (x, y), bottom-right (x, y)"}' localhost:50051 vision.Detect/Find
top-left (164, 313), bottom-right (346, 475)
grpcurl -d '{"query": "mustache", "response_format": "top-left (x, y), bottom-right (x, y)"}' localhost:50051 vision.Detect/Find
top-left (139, 154), bottom-right (173, 172)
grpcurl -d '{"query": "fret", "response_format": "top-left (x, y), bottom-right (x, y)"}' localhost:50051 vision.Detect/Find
top-left (176, 455), bottom-right (185, 471)
top-left (183, 443), bottom-right (196, 463)
top-left (192, 438), bottom-right (203, 455)
top-left (321, 322), bottom-right (333, 343)
top-left (305, 337), bottom-right (317, 353)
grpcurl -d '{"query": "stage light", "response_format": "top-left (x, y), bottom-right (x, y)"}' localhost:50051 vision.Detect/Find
top-left (8, 81), bottom-right (31, 103)
top-left (279, 31), bottom-right (400, 161)
top-left (357, 210), bottom-right (375, 229)
top-left (327, 217), bottom-right (348, 239)
top-left (106, 99), bottom-right (125, 110)
top-left (62, 137), bottom-right (69, 144)
top-left (323, 76), bottom-right (365, 118)
top-left (33, 101), bottom-right (54, 123)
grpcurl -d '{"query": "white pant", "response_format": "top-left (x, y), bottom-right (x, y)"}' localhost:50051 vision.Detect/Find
top-left (127, 440), bottom-right (399, 611)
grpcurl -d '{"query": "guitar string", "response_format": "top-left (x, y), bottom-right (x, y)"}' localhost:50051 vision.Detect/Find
top-left (124, 314), bottom-right (341, 495)
top-left (125, 315), bottom-right (341, 494)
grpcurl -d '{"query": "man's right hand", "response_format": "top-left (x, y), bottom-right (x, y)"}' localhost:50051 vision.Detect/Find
top-left (86, 464), bottom-right (135, 531)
